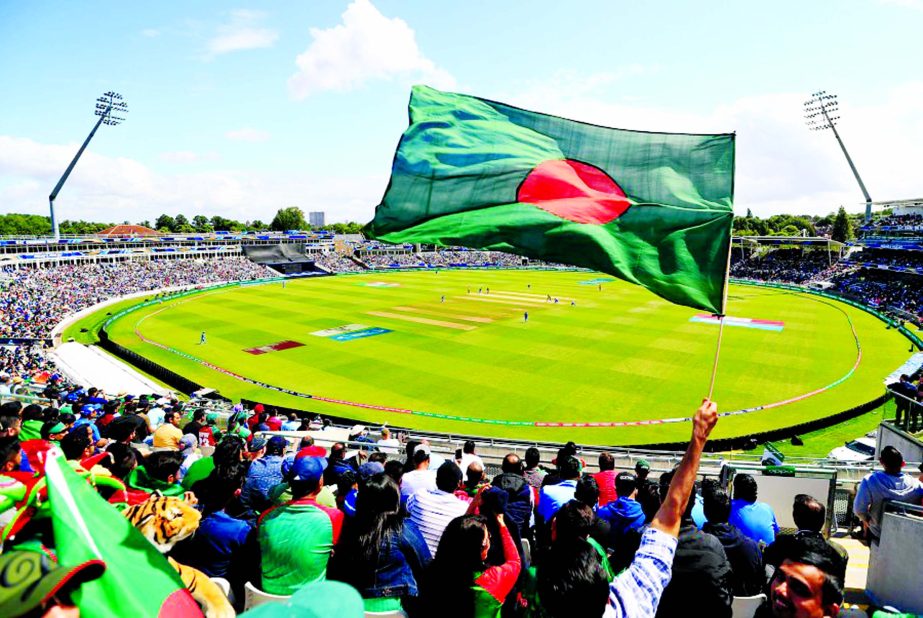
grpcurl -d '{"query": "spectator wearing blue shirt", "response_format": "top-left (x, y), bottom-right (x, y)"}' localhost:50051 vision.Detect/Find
top-left (240, 435), bottom-right (288, 513)
top-left (281, 413), bottom-right (301, 431)
top-left (728, 473), bottom-right (779, 545)
top-left (172, 460), bottom-right (258, 601)
top-left (538, 455), bottom-right (582, 523)
top-left (599, 472), bottom-right (646, 548)
top-left (73, 406), bottom-right (102, 445)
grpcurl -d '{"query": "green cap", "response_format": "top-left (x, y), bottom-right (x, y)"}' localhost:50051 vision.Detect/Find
top-left (635, 459), bottom-right (651, 471)
top-left (206, 412), bottom-right (219, 424)
top-left (47, 422), bottom-right (67, 435)
top-left (239, 580), bottom-right (363, 617)
top-left (0, 551), bottom-right (105, 618)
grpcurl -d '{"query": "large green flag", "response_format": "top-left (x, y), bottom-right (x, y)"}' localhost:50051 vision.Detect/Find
top-left (366, 85), bottom-right (735, 314)
top-left (45, 455), bottom-right (203, 617)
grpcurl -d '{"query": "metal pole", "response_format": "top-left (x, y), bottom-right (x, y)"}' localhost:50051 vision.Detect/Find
top-left (48, 109), bottom-right (109, 241)
top-left (819, 104), bottom-right (873, 222)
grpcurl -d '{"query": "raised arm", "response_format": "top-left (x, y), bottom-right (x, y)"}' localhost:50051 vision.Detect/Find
top-left (650, 399), bottom-right (718, 537)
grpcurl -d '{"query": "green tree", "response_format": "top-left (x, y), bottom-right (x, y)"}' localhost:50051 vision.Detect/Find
top-left (210, 215), bottom-right (242, 231)
top-left (192, 215), bottom-right (212, 232)
top-left (155, 214), bottom-right (175, 232)
top-left (831, 206), bottom-right (854, 242)
top-left (0, 214), bottom-right (52, 235)
top-left (270, 207), bottom-right (306, 231)
top-left (249, 220), bottom-right (266, 231)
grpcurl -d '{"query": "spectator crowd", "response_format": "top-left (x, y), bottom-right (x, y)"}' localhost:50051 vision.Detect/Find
top-left (1, 391), bottom-right (900, 618)
top-left (1, 258), bottom-right (274, 339)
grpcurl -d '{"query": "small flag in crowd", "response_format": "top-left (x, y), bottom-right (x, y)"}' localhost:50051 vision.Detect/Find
top-left (45, 455), bottom-right (203, 617)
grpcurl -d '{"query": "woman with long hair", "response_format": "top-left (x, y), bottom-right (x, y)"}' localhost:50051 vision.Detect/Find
top-left (419, 512), bottom-right (521, 618)
top-left (328, 472), bottom-right (431, 613)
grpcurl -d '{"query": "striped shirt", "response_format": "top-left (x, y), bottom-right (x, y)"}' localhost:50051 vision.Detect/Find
top-left (406, 488), bottom-right (469, 557)
top-left (605, 527), bottom-right (678, 618)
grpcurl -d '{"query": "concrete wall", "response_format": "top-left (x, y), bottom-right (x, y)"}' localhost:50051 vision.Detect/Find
top-left (876, 422), bottom-right (923, 466)
top-left (867, 509), bottom-right (923, 613)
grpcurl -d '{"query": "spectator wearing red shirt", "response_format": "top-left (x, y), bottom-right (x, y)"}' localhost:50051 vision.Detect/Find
top-left (593, 452), bottom-right (618, 507)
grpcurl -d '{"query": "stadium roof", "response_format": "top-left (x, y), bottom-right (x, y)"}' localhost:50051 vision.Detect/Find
top-left (733, 235), bottom-right (844, 248)
top-left (97, 224), bottom-right (161, 237)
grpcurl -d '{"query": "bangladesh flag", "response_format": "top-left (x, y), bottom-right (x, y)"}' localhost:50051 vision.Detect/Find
top-left (366, 85), bottom-right (735, 314)
top-left (44, 455), bottom-right (203, 617)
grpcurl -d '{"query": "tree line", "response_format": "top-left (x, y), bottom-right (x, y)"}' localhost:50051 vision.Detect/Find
top-left (0, 207), bottom-right (365, 236)
top-left (0, 206), bottom-right (859, 241)
top-left (732, 206), bottom-right (858, 242)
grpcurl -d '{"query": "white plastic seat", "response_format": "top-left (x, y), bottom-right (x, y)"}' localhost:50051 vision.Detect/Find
top-left (732, 594), bottom-right (767, 618)
top-left (244, 581), bottom-right (291, 610)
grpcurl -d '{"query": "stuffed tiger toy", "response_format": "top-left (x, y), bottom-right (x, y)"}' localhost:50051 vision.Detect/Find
top-left (123, 495), bottom-right (235, 618)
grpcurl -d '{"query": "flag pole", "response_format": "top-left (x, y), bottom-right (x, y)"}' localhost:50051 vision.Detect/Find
top-left (706, 231), bottom-right (734, 400)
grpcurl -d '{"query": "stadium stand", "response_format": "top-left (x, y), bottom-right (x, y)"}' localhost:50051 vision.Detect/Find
top-left (2, 226), bottom-right (923, 616)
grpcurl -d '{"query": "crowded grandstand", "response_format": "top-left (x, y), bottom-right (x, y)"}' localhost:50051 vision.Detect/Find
top-left (1, 205), bottom-right (922, 618)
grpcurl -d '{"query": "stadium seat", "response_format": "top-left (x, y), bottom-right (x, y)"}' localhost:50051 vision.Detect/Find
top-left (209, 577), bottom-right (233, 604)
top-left (521, 538), bottom-right (531, 564)
top-left (364, 611), bottom-right (408, 618)
top-left (244, 581), bottom-right (291, 610)
top-left (731, 594), bottom-right (766, 618)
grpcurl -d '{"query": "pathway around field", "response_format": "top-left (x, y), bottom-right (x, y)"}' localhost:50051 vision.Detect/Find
top-left (129, 290), bottom-right (865, 429)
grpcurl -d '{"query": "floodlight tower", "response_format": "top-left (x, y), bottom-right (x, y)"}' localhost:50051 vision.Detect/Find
top-left (804, 91), bottom-right (873, 222)
top-left (48, 92), bottom-right (129, 240)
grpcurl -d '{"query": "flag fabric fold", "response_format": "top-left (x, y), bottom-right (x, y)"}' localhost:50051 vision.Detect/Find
top-left (44, 455), bottom-right (202, 617)
top-left (366, 85), bottom-right (735, 314)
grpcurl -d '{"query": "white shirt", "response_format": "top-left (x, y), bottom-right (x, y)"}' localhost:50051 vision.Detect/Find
top-left (458, 453), bottom-right (484, 474)
top-left (376, 438), bottom-right (400, 455)
top-left (406, 489), bottom-right (470, 557)
top-left (400, 468), bottom-right (437, 503)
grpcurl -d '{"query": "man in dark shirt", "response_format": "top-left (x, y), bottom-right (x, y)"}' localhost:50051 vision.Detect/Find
top-left (702, 487), bottom-right (764, 597)
top-left (182, 409), bottom-right (206, 438)
top-left (763, 494), bottom-right (848, 582)
top-left (655, 483), bottom-right (733, 618)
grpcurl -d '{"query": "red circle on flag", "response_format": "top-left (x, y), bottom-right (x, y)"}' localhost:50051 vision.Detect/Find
top-left (517, 159), bottom-right (630, 224)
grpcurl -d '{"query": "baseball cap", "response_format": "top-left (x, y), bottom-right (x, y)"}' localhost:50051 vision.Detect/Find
top-left (267, 435), bottom-right (288, 455)
top-left (46, 422), bottom-right (67, 435)
top-left (635, 459), bottom-right (651, 471)
top-left (239, 580), bottom-right (363, 618)
top-left (0, 551), bottom-right (105, 618)
top-left (205, 412), bottom-right (218, 424)
top-left (350, 424), bottom-right (366, 436)
top-left (248, 436), bottom-right (267, 452)
top-left (291, 456), bottom-right (327, 484)
top-left (254, 403), bottom-right (265, 413)
top-left (358, 461), bottom-right (384, 483)
top-left (179, 434), bottom-right (197, 454)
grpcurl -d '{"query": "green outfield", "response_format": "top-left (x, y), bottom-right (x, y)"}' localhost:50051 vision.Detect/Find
top-left (84, 270), bottom-right (909, 446)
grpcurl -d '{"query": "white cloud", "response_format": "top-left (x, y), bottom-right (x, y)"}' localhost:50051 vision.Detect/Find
top-left (288, 0), bottom-right (455, 99)
top-left (497, 80), bottom-right (923, 217)
top-left (224, 128), bottom-right (270, 142)
top-left (206, 9), bottom-right (278, 57)
top-left (140, 28), bottom-right (160, 38)
top-left (0, 136), bottom-right (382, 224)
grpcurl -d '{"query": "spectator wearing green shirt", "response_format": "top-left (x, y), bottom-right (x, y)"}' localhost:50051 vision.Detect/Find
top-left (258, 454), bottom-right (344, 595)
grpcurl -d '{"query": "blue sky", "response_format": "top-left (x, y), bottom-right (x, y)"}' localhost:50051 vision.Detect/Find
top-left (1, 0), bottom-right (921, 224)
